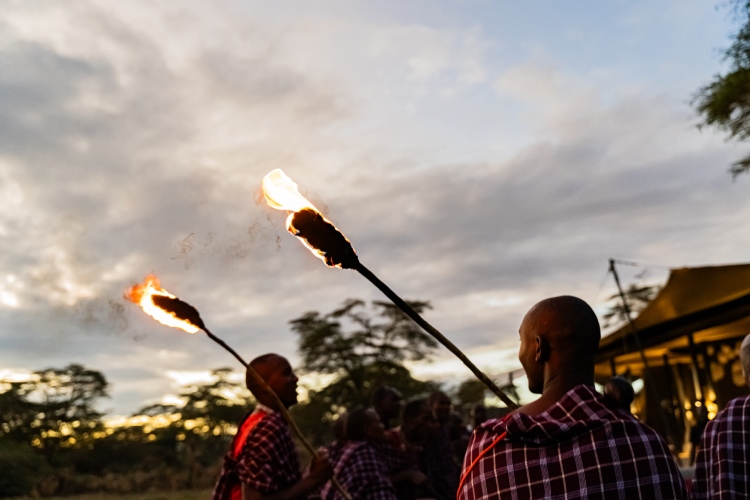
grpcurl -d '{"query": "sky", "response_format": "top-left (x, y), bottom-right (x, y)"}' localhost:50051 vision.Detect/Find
top-left (1, 0), bottom-right (749, 416)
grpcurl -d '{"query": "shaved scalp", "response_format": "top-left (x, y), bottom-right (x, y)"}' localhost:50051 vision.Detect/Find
top-left (249, 353), bottom-right (285, 381)
top-left (246, 353), bottom-right (288, 399)
top-left (527, 296), bottom-right (601, 360)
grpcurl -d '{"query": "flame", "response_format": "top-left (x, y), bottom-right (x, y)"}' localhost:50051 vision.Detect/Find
top-left (125, 275), bottom-right (199, 333)
top-left (262, 169), bottom-right (320, 214)
top-left (262, 169), bottom-right (352, 266)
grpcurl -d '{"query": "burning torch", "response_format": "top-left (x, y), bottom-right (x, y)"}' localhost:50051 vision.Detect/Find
top-left (262, 169), bottom-right (518, 409)
top-left (125, 275), bottom-right (351, 500)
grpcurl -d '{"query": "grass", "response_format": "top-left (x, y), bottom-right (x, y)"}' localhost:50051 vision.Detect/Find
top-left (21, 490), bottom-right (212, 500)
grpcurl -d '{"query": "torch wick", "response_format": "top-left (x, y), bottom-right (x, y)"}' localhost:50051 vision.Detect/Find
top-left (200, 327), bottom-right (352, 500)
top-left (353, 262), bottom-right (519, 410)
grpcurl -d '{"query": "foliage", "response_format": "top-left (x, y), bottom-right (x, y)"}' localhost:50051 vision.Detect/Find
top-left (601, 282), bottom-right (661, 329)
top-left (0, 440), bottom-right (51, 497)
top-left (0, 365), bottom-right (251, 495)
top-left (290, 299), bottom-right (440, 445)
top-left (454, 379), bottom-right (486, 413)
top-left (0, 364), bottom-right (108, 461)
top-left (694, 1), bottom-right (750, 176)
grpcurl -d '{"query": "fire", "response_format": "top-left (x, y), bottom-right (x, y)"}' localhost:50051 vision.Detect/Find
top-left (125, 275), bottom-right (200, 333)
top-left (262, 169), bottom-right (358, 269)
top-left (262, 169), bottom-right (320, 214)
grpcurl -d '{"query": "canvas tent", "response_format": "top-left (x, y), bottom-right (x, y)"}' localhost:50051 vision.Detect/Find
top-left (595, 263), bottom-right (750, 454)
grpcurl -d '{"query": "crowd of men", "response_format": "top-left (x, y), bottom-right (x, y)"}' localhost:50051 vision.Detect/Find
top-left (212, 296), bottom-right (750, 499)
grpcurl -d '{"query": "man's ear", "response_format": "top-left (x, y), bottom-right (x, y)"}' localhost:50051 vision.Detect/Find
top-left (534, 336), bottom-right (550, 363)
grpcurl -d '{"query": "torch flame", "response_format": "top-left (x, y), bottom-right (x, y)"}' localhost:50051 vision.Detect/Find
top-left (125, 275), bottom-right (200, 333)
top-left (262, 169), bottom-right (357, 268)
top-left (262, 169), bottom-right (319, 213)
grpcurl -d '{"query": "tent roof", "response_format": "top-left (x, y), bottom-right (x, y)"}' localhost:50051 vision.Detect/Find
top-left (596, 263), bottom-right (750, 366)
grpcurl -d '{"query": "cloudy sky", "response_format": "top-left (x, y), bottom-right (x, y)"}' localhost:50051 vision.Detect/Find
top-left (1, 0), bottom-right (749, 415)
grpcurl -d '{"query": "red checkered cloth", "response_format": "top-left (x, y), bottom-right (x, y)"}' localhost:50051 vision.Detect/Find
top-left (692, 395), bottom-right (750, 499)
top-left (212, 407), bottom-right (302, 500)
top-left (458, 385), bottom-right (687, 500)
top-left (320, 441), bottom-right (398, 500)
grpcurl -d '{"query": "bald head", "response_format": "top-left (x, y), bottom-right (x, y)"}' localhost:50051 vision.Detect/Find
top-left (518, 296), bottom-right (601, 394)
top-left (741, 334), bottom-right (750, 388)
top-left (247, 353), bottom-right (299, 409)
top-left (524, 296), bottom-right (601, 355)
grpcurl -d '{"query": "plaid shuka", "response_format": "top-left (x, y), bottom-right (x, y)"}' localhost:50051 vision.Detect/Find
top-left (422, 427), bottom-right (460, 500)
top-left (692, 395), bottom-right (750, 499)
top-left (458, 385), bottom-right (687, 500)
top-left (212, 407), bottom-right (301, 500)
top-left (320, 441), bottom-right (398, 500)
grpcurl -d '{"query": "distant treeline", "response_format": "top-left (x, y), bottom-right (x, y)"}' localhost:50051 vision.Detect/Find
top-left (0, 299), bottom-right (490, 497)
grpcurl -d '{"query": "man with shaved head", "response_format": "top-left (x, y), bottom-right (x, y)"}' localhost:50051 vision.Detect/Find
top-left (212, 353), bottom-right (332, 500)
top-left (458, 296), bottom-right (687, 499)
top-left (693, 334), bottom-right (750, 499)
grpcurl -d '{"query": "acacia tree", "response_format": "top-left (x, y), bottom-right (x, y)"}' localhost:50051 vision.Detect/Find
top-left (0, 364), bottom-right (108, 461)
top-left (601, 282), bottom-right (661, 329)
top-left (290, 299), bottom-right (439, 444)
top-left (694, 1), bottom-right (750, 177)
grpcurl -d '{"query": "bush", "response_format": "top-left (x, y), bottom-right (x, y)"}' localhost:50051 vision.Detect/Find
top-left (0, 440), bottom-right (51, 497)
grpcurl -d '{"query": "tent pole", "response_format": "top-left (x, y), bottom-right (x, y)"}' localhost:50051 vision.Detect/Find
top-left (687, 332), bottom-right (705, 407)
top-left (609, 259), bottom-right (674, 443)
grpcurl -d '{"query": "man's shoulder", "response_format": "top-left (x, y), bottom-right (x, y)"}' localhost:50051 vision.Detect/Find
top-left (709, 394), bottom-right (750, 426)
top-left (254, 409), bottom-right (287, 430)
top-left (243, 410), bottom-right (294, 452)
top-left (471, 385), bottom-right (668, 452)
top-left (725, 394), bottom-right (750, 411)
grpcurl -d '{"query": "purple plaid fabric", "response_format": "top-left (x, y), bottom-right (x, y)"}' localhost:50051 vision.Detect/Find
top-left (692, 395), bottom-right (750, 499)
top-left (212, 409), bottom-right (301, 500)
top-left (374, 441), bottom-right (412, 475)
top-left (422, 426), bottom-right (460, 500)
top-left (458, 385), bottom-right (687, 500)
top-left (320, 441), bottom-right (397, 500)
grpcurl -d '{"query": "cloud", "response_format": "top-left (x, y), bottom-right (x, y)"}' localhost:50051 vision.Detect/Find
top-left (0, 1), bottom-right (747, 415)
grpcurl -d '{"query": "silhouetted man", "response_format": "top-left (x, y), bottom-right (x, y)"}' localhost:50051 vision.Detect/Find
top-left (469, 403), bottom-right (487, 431)
top-left (428, 391), bottom-right (452, 426)
top-left (693, 333), bottom-right (750, 499)
top-left (603, 376), bottom-right (634, 413)
top-left (425, 391), bottom-right (459, 498)
top-left (372, 386), bottom-right (403, 430)
top-left (320, 408), bottom-right (397, 500)
top-left (458, 296), bottom-right (687, 499)
top-left (212, 353), bottom-right (332, 500)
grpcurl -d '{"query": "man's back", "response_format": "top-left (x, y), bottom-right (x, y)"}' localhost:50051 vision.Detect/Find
top-left (320, 441), bottom-right (397, 500)
top-left (458, 385), bottom-right (687, 500)
top-left (692, 394), bottom-right (750, 499)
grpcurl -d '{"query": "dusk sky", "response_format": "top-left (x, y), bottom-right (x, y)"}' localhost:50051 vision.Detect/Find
top-left (2, 0), bottom-right (749, 416)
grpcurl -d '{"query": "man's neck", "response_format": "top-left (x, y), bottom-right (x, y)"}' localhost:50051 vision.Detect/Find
top-left (255, 402), bottom-right (277, 414)
top-left (516, 372), bottom-right (593, 416)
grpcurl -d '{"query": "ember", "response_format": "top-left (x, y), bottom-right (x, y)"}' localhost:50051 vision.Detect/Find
top-left (151, 295), bottom-right (206, 331)
top-left (125, 274), bottom-right (200, 333)
top-left (290, 208), bottom-right (358, 269)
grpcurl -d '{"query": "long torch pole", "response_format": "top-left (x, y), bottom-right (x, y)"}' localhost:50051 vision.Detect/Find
top-left (354, 262), bottom-right (519, 410)
top-left (202, 327), bottom-right (352, 500)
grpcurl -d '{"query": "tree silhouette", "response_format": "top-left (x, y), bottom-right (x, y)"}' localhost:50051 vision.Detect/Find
top-left (694, 1), bottom-right (750, 176)
top-left (290, 299), bottom-right (439, 445)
